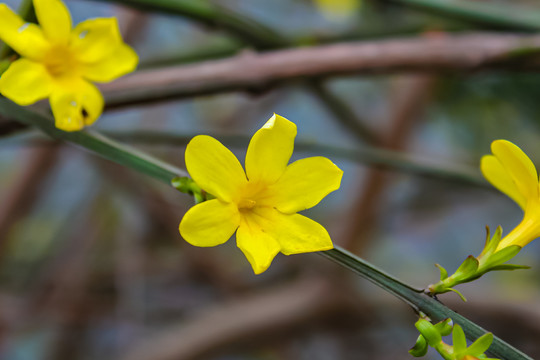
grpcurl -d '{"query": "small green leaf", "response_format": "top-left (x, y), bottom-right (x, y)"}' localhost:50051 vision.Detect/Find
top-left (409, 335), bottom-right (428, 357)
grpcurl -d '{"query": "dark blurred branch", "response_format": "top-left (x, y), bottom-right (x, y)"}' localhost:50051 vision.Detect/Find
top-left (101, 33), bottom-right (540, 109)
top-left (341, 75), bottom-right (435, 251)
top-left (378, 0), bottom-right (540, 32)
top-left (89, 0), bottom-right (289, 49)
top-left (0, 142), bottom-right (60, 254)
top-left (102, 130), bottom-right (486, 188)
top-left (121, 277), bottom-right (356, 360)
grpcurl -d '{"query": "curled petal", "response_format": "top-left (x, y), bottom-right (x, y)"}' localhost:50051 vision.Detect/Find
top-left (269, 156), bottom-right (343, 214)
top-left (185, 135), bottom-right (247, 202)
top-left (81, 44), bottom-right (138, 83)
top-left (0, 59), bottom-right (53, 105)
top-left (180, 199), bottom-right (240, 247)
top-left (237, 214), bottom-right (280, 274)
top-left (50, 81), bottom-right (104, 132)
top-left (491, 140), bottom-right (538, 200)
top-left (34, 0), bottom-right (72, 44)
top-left (481, 155), bottom-right (526, 210)
top-left (245, 114), bottom-right (296, 184)
top-left (0, 4), bottom-right (48, 59)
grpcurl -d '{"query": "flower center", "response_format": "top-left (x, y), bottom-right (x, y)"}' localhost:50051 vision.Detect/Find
top-left (238, 198), bottom-right (257, 210)
top-left (43, 44), bottom-right (79, 78)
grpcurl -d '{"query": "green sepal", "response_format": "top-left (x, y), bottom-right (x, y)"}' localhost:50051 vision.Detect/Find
top-left (488, 264), bottom-right (530, 271)
top-left (171, 176), bottom-right (205, 203)
top-left (479, 226), bottom-right (502, 259)
top-left (453, 255), bottom-right (479, 282)
top-left (434, 318), bottom-right (453, 336)
top-left (448, 288), bottom-right (467, 302)
top-left (414, 318), bottom-right (441, 345)
top-left (409, 335), bottom-right (428, 357)
top-left (435, 263), bottom-right (449, 281)
top-left (480, 245), bottom-right (522, 271)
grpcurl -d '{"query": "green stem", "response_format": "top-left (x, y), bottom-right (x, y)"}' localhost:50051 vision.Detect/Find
top-left (322, 246), bottom-right (532, 360)
top-left (379, 0), bottom-right (540, 32)
top-left (102, 130), bottom-right (486, 188)
top-left (0, 99), bottom-right (530, 359)
top-left (0, 99), bottom-right (186, 183)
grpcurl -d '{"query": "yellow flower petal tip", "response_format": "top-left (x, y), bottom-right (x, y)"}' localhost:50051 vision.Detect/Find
top-left (0, 0), bottom-right (138, 131)
top-left (179, 114), bottom-right (342, 274)
top-left (482, 139), bottom-right (540, 250)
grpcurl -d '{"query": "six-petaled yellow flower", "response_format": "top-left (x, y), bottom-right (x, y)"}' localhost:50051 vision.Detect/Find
top-left (481, 139), bottom-right (540, 251)
top-left (0, 0), bottom-right (138, 131)
top-left (179, 114), bottom-right (343, 274)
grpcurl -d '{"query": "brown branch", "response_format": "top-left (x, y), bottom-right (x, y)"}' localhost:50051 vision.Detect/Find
top-left (101, 32), bottom-right (540, 109)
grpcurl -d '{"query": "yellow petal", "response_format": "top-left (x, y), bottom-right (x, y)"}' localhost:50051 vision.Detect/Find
top-left (268, 156), bottom-right (343, 214)
top-left (50, 81), bottom-right (104, 131)
top-left (0, 4), bottom-right (48, 59)
top-left (261, 208), bottom-right (334, 255)
top-left (491, 140), bottom-right (538, 200)
top-left (237, 213), bottom-right (280, 274)
top-left (245, 114), bottom-right (297, 184)
top-left (0, 58), bottom-right (53, 105)
top-left (185, 135), bottom-right (247, 202)
top-left (81, 44), bottom-right (138, 83)
top-left (481, 155), bottom-right (527, 210)
top-left (179, 199), bottom-right (240, 247)
top-left (33, 0), bottom-right (72, 44)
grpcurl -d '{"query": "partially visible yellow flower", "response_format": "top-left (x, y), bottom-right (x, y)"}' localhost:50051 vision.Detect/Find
top-left (481, 139), bottom-right (540, 250)
top-left (0, 0), bottom-right (138, 131)
top-left (313, 0), bottom-right (361, 20)
top-left (179, 114), bottom-right (343, 274)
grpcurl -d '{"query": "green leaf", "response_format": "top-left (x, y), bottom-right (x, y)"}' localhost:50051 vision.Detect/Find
top-left (409, 335), bottom-right (428, 357)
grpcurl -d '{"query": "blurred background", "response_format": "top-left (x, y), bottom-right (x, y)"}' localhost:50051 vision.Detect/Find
top-left (1, 0), bottom-right (540, 359)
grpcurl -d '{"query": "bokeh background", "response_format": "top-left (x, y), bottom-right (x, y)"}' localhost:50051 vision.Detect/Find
top-left (1, 0), bottom-right (540, 359)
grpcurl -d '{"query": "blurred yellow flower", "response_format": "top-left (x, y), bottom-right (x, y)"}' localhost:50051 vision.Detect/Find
top-left (179, 114), bottom-right (343, 274)
top-left (0, 0), bottom-right (138, 131)
top-left (481, 139), bottom-right (540, 250)
top-left (313, 0), bottom-right (361, 19)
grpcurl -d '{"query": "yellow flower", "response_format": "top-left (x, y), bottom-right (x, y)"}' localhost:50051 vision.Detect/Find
top-left (0, 0), bottom-right (138, 131)
top-left (313, 0), bottom-right (361, 19)
top-left (481, 139), bottom-right (540, 250)
top-left (179, 114), bottom-right (343, 274)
